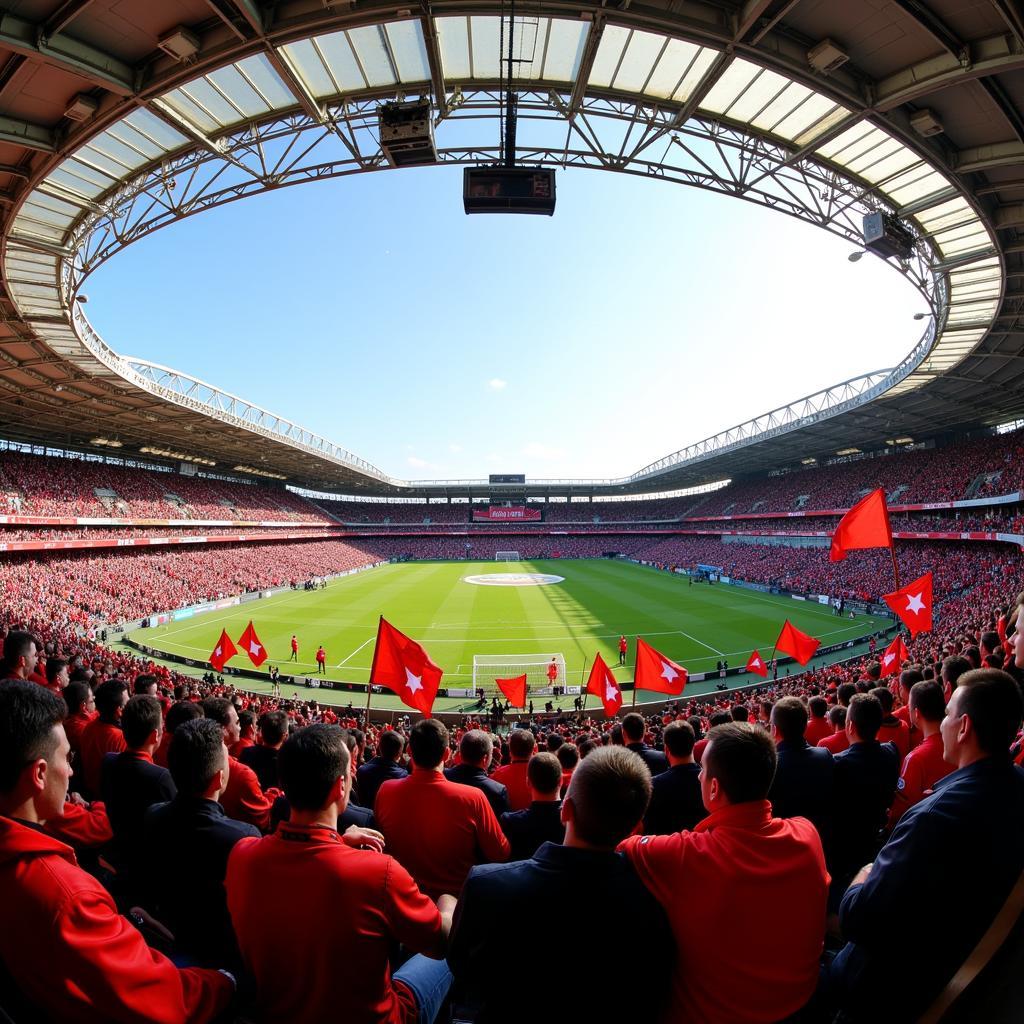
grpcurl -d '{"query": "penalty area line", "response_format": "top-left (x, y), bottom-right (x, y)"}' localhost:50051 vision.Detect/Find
top-left (337, 637), bottom-right (375, 667)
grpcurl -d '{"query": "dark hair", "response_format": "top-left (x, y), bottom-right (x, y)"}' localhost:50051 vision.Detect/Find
top-left (258, 710), bottom-right (289, 746)
top-left (956, 669), bottom-right (1024, 758)
top-left (942, 656), bottom-right (973, 691)
top-left (708, 711), bottom-right (730, 728)
top-left (621, 712), bottom-right (646, 742)
top-left (566, 747), bottom-right (651, 847)
top-left (578, 738), bottom-right (598, 759)
top-left (869, 687), bottom-right (895, 714)
top-left (808, 696), bottom-right (828, 719)
top-left (527, 752), bottom-right (562, 796)
top-left (771, 697), bottom-right (808, 744)
top-left (962, 645), bottom-right (981, 669)
top-left (122, 694), bottom-right (163, 748)
top-left (0, 681), bottom-right (66, 793)
top-left (687, 716), bottom-right (704, 741)
top-left (662, 720), bottom-right (696, 758)
top-left (899, 668), bottom-right (924, 690)
top-left (508, 728), bottom-right (536, 759)
top-left (279, 724), bottom-right (349, 811)
top-left (408, 719), bottom-right (449, 769)
top-left (168, 719), bottom-right (225, 797)
top-left (45, 658), bottom-right (67, 686)
top-left (730, 704), bottom-right (750, 723)
top-left (909, 680), bottom-right (945, 723)
top-left (1, 630), bottom-right (35, 675)
top-left (94, 678), bottom-right (128, 722)
top-left (201, 697), bottom-right (233, 727)
top-left (703, 723), bottom-right (777, 803)
top-left (981, 631), bottom-right (1001, 655)
top-left (64, 679), bottom-right (92, 715)
top-left (166, 700), bottom-right (204, 734)
top-left (828, 705), bottom-right (847, 728)
top-left (377, 730), bottom-right (405, 761)
top-left (546, 733), bottom-right (564, 753)
top-left (556, 742), bottom-right (579, 771)
top-left (460, 729), bottom-right (493, 766)
top-left (847, 694), bottom-right (883, 742)
top-left (238, 710), bottom-right (256, 734)
top-left (837, 682), bottom-right (857, 707)
top-left (133, 673), bottom-right (158, 695)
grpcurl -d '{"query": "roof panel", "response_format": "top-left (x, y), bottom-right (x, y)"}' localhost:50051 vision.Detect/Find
top-left (791, 102), bottom-right (851, 146)
top-left (316, 31), bottom-right (370, 91)
top-left (383, 21), bottom-right (430, 82)
top-left (279, 38), bottom-right (336, 97)
top-left (469, 17), bottom-right (502, 80)
top-left (612, 29), bottom-right (667, 92)
top-left (157, 91), bottom-right (221, 134)
top-left (644, 38), bottom-right (704, 100)
top-left (435, 17), bottom-right (471, 79)
top-left (700, 59), bottom-right (761, 116)
top-left (588, 24), bottom-right (630, 89)
top-left (727, 66), bottom-right (790, 123)
top-left (348, 25), bottom-right (400, 87)
top-left (672, 46), bottom-right (719, 103)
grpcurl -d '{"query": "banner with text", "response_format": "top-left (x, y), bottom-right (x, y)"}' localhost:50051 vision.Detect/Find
top-left (472, 506), bottom-right (542, 522)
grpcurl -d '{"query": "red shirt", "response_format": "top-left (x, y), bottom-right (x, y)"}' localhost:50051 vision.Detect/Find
top-left (878, 719), bottom-right (911, 760)
top-left (291, 638), bottom-right (298, 652)
top-left (894, 705), bottom-right (923, 750)
top-left (228, 737), bottom-right (255, 760)
top-left (64, 709), bottom-right (97, 758)
top-left (44, 799), bottom-right (114, 849)
top-left (490, 760), bottom-right (532, 811)
top-left (546, 663), bottom-right (557, 682)
top-left (619, 638), bottom-right (628, 653)
top-left (375, 768), bottom-right (510, 900)
top-left (804, 716), bottom-right (832, 747)
top-left (886, 732), bottom-right (955, 827)
top-left (221, 757), bottom-right (274, 832)
top-left (817, 730), bottom-right (850, 755)
top-left (316, 649), bottom-right (326, 664)
top-left (0, 817), bottom-right (231, 1023)
top-left (619, 802), bottom-right (828, 1024)
top-left (227, 823), bottom-right (441, 1024)
top-left (79, 718), bottom-right (126, 798)
top-left (693, 737), bottom-right (710, 764)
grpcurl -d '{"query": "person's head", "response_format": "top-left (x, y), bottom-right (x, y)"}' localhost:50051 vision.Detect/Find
top-left (980, 631), bottom-right (1001, 657)
top-left (556, 742), bottom-right (579, 772)
top-left (941, 655), bottom-right (973, 696)
top-left (846, 694), bottom-right (883, 743)
top-left (527, 751), bottom-right (562, 800)
top-left (238, 709), bottom-right (256, 739)
top-left (730, 704), bottom-right (749, 723)
top-left (808, 696), bottom-right (828, 720)
top-left (168, 719), bottom-right (229, 799)
top-left (1008, 603), bottom-right (1023, 669)
top-left (63, 679), bottom-right (93, 716)
top-left (909, 680), bottom-right (945, 730)
top-left (662, 720), bottom-right (696, 762)
top-left (201, 696), bottom-right (240, 745)
top-left (508, 728), bottom-right (536, 760)
top-left (836, 682), bottom-right (857, 707)
top-left (408, 718), bottom-right (449, 769)
top-left (1, 630), bottom-right (38, 680)
top-left (0, 681), bottom-right (70, 821)
top-left (869, 686), bottom-right (895, 715)
top-left (963, 645), bottom-right (981, 670)
top-left (708, 711), bottom-right (731, 728)
top-left (562, 747), bottom-right (651, 849)
top-left (166, 699), bottom-right (203, 736)
top-left (94, 678), bottom-right (129, 724)
top-left (701, 723), bottom-right (777, 811)
top-left (546, 733), bottom-right (564, 754)
top-left (687, 715), bottom-right (704, 741)
top-left (45, 658), bottom-right (69, 691)
top-left (621, 712), bottom-right (646, 743)
top-left (459, 729), bottom-right (493, 769)
top-left (121, 694), bottom-right (163, 750)
top-left (377, 729), bottom-right (405, 762)
top-left (828, 705), bottom-right (847, 731)
top-left (864, 661), bottom-right (882, 683)
top-left (258, 710), bottom-right (289, 748)
top-left (133, 673), bottom-right (158, 697)
top-left (770, 697), bottom-right (808, 745)
top-left (278, 723), bottom-right (351, 813)
top-left (941, 669), bottom-right (1024, 768)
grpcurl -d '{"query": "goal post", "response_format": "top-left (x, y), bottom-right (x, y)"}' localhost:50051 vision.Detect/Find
top-left (472, 653), bottom-right (569, 694)
top-left (495, 551), bottom-right (521, 562)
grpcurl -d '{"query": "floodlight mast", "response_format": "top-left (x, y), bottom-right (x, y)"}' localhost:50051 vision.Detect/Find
top-left (501, 0), bottom-right (518, 167)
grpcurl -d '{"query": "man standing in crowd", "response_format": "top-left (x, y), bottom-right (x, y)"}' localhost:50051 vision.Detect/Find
top-left (0, 681), bottom-right (235, 1023)
top-left (240, 710), bottom-right (288, 791)
top-left (831, 669), bottom-right (1024, 1021)
top-left (444, 729), bottom-right (509, 817)
top-left (227, 723), bottom-right (455, 1024)
top-left (375, 719), bottom-right (510, 900)
top-left (449, 747), bottom-right (672, 1021)
top-left (79, 677), bottom-right (128, 798)
top-left (619, 723), bottom-right (829, 1023)
top-left (356, 729), bottom-right (408, 812)
top-left (0, 629), bottom-right (37, 681)
top-left (499, 751), bottom-right (565, 860)
top-left (622, 711), bottom-right (668, 775)
top-left (644, 720), bottom-right (704, 835)
top-left (490, 727), bottom-right (535, 811)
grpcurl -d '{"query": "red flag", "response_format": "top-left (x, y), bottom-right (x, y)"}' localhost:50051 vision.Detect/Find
top-left (830, 488), bottom-right (893, 562)
top-left (496, 674), bottom-right (527, 709)
top-left (634, 637), bottom-right (688, 695)
top-left (882, 571), bottom-right (933, 638)
top-left (368, 617), bottom-right (443, 716)
top-left (879, 634), bottom-right (910, 678)
top-left (209, 629), bottom-right (237, 674)
top-left (746, 649), bottom-right (769, 678)
top-left (586, 653), bottom-right (622, 717)
top-left (775, 620), bottom-right (821, 666)
top-left (237, 621), bottom-right (268, 667)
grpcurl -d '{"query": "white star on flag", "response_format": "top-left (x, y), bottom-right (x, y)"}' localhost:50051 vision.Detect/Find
top-left (660, 661), bottom-right (679, 684)
top-left (883, 653), bottom-right (895, 666)
top-left (751, 657), bottom-right (761, 668)
top-left (605, 682), bottom-right (619, 702)
top-left (405, 668), bottom-right (423, 694)
top-left (215, 645), bottom-right (222, 657)
top-left (249, 641), bottom-right (262, 656)
top-left (906, 592), bottom-right (926, 615)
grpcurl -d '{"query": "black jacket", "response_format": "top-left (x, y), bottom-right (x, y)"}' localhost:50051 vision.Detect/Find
top-left (831, 740), bottom-right (899, 877)
top-left (626, 742), bottom-right (669, 776)
top-left (356, 757), bottom-right (408, 812)
top-left (444, 764), bottom-right (509, 818)
top-left (769, 740), bottom-right (834, 847)
top-left (644, 763), bottom-right (705, 835)
top-left (239, 744), bottom-right (280, 791)
top-left (500, 801), bottom-right (565, 861)
top-left (101, 751), bottom-right (176, 863)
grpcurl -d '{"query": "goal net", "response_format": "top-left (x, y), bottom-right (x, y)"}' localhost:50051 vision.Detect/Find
top-left (472, 653), bottom-right (569, 695)
top-left (495, 551), bottom-right (521, 562)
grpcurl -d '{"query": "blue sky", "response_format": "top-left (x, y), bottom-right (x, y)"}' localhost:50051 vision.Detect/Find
top-left (85, 164), bottom-right (923, 483)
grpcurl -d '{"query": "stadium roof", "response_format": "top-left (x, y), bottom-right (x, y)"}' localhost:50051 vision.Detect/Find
top-left (0, 0), bottom-right (1021, 498)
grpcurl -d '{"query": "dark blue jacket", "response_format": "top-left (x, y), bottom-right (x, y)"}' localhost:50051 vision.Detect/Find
top-left (626, 742), bottom-right (669, 776)
top-left (769, 740), bottom-right (834, 846)
top-left (239, 744), bottom-right (280, 791)
top-left (832, 758), bottom-right (1024, 1022)
top-left (644, 763), bottom-right (705, 836)
top-left (499, 801), bottom-right (565, 861)
top-left (831, 740), bottom-right (899, 876)
top-left (444, 764), bottom-right (509, 818)
top-left (448, 843), bottom-right (673, 1022)
top-left (357, 756), bottom-right (408, 811)
top-left (270, 794), bottom-right (376, 834)
top-left (101, 751), bottom-right (176, 864)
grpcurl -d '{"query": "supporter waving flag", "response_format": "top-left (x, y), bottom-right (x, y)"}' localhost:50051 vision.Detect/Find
top-left (634, 637), bottom-right (687, 695)
top-left (368, 616), bottom-right (443, 716)
top-left (237, 621), bottom-right (268, 667)
top-left (882, 571), bottom-right (933, 638)
top-left (879, 634), bottom-right (910, 678)
top-left (209, 629), bottom-right (237, 673)
top-left (496, 674), bottom-right (527, 708)
top-left (745, 649), bottom-right (769, 678)
top-left (586, 653), bottom-right (622, 717)
top-left (829, 488), bottom-right (893, 562)
top-left (774, 620), bottom-right (820, 666)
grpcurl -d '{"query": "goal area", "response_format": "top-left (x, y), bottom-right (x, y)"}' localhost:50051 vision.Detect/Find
top-left (495, 551), bottom-right (521, 562)
top-left (473, 653), bottom-right (567, 694)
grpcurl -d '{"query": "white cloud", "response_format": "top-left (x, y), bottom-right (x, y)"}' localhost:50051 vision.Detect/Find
top-left (488, 378), bottom-right (507, 391)
top-left (521, 441), bottom-right (567, 462)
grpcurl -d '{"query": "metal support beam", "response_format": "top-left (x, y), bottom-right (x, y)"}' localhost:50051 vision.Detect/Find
top-left (956, 140), bottom-right (1024, 173)
top-left (263, 47), bottom-right (323, 121)
top-left (419, 11), bottom-right (448, 112)
top-left (202, 0), bottom-right (250, 42)
top-left (735, 0), bottom-right (776, 42)
top-left (0, 114), bottom-right (55, 153)
top-left (990, 0), bottom-right (1024, 49)
top-left (43, 0), bottom-right (97, 38)
top-left (228, 0), bottom-right (266, 35)
top-left (995, 204), bottom-right (1024, 229)
top-left (568, 18), bottom-right (604, 116)
top-left (983, 75), bottom-right (1024, 143)
top-left (889, 0), bottom-right (966, 59)
top-left (0, 11), bottom-right (134, 96)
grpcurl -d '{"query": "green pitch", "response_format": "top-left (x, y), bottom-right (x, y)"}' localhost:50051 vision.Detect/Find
top-left (125, 560), bottom-right (888, 711)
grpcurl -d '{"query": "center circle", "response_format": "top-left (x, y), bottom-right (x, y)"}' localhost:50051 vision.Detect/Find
top-left (463, 573), bottom-right (565, 587)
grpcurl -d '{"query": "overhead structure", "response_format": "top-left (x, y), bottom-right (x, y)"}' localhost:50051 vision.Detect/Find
top-left (0, 1), bottom-right (1020, 498)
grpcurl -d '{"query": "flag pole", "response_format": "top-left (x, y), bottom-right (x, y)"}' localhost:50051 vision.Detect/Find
top-left (365, 616), bottom-right (384, 727)
top-left (889, 545), bottom-right (901, 593)
top-left (580, 656), bottom-right (589, 716)
top-left (631, 637), bottom-right (639, 706)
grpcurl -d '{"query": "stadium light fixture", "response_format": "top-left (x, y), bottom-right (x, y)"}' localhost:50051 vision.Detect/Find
top-left (847, 251), bottom-right (865, 263)
top-left (913, 312), bottom-right (929, 320)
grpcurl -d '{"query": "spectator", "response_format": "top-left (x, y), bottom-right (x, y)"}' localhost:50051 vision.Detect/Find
top-left (449, 747), bottom-right (672, 1022)
top-left (227, 724), bottom-right (454, 1024)
top-left (444, 730), bottom-right (509, 818)
top-left (871, 687), bottom-right (910, 759)
top-left (941, 654), bottom-right (972, 698)
top-left (817, 705), bottom-right (850, 754)
top-left (356, 728), bottom-right (408, 811)
top-left (62, 679), bottom-right (96, 759)
top-left (375, 719), bottom-right (510, 901)
top-left (622, 711), bottom-right (668, 774)
top-left (79, 678), bottom-right (128, 797)
top-left (230, 709), bottom-right (256, 759)
top-left (0, 681), bottom-right (234, 1022)
top-left (490, 727), bottom-right (535, 810)
top-left (643, 720), bottom-right (705, 835)
top-left (0, 629), bottom-right (38, 681)
top-left (619, 723), bottom-right (829, 1023)
top-left (155, 699), bottom-right (203, 768)
top-left (555, 741), bottom-right (579, 795)
top-left (499, 752), bottom-right (565, 861)
top-left (805, 696), bottom-right (832, 746)
top-left (44, 657), bottom-right (69, 695)
top-left (240, 710), bottom-right (288, 791)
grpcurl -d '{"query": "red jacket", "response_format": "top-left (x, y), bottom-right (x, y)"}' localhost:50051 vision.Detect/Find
top-left (79, 718), bottom-right (126, 797)
top-left (44, 799), bottom-right (114, 849)
top-left (64, 709), bottom-right (97, 757)
top-left (490, 760), bottom-right (532, 811)
top-left (886, 732), bottom-right (956, 827)
top-left (817, 730), bottom-right (850, 755)
top-left (804, 716), bottom-right (832, 747)
top-left (221, 757), bottom-right (274, 832)
top-left (0, 816), bottom-right (232, 1023)
top-left (375, 768), bottom-right (510, 901)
